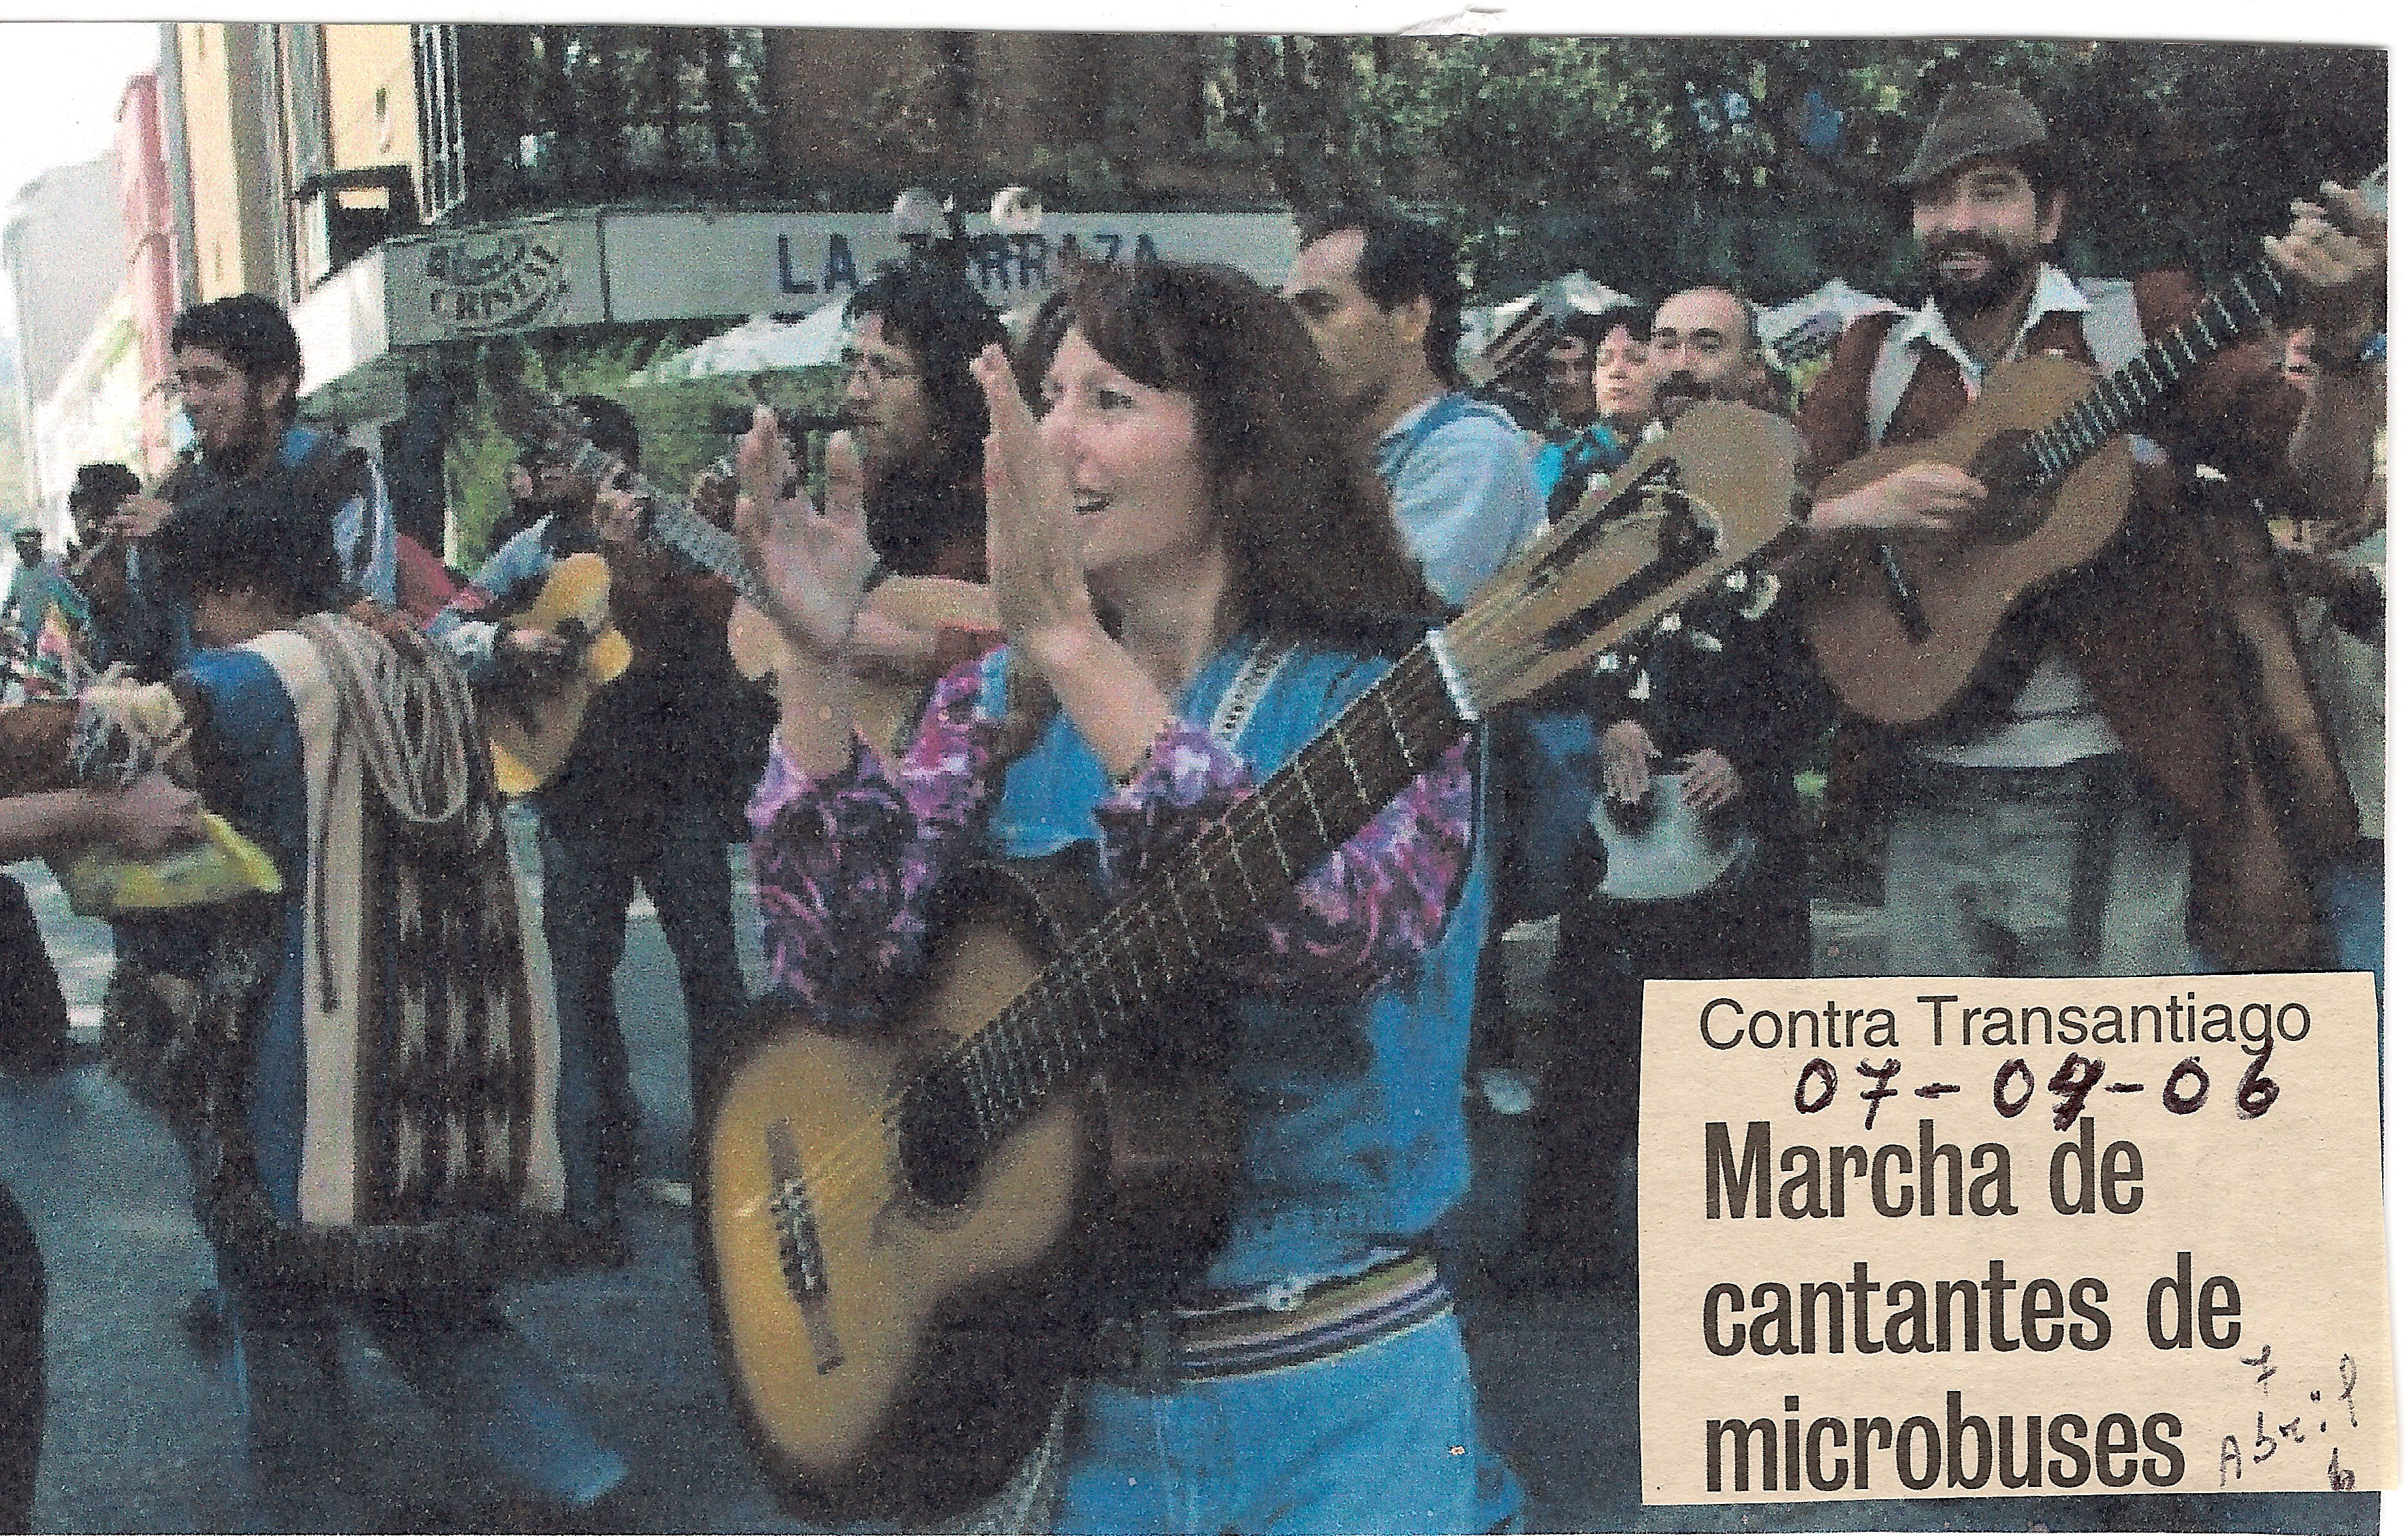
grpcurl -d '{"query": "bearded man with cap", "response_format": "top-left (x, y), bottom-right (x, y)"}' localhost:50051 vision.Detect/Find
top-left (1796, 84), bottom-right (2383, 976)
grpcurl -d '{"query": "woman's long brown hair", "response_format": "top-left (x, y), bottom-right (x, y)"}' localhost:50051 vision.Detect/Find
top-left (995, 262), bottom-right (1441, 756)
top-left (1053, 261), bottom-right (1438, 639)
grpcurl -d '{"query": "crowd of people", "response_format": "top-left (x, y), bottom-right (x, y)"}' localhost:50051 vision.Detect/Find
top-left (0, 82), bottom-right (2388, 1534)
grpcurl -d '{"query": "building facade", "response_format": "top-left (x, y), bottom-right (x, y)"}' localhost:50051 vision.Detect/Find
top-left (118, 71), bottom-right (180, 479)
top-left (143, 25), bottom-right (1352, 547)
top-left (1, 155), bottom-right (132, 533)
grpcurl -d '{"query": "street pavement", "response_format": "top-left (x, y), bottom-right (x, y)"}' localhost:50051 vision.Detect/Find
top-left (0, 835), bottom-right (2377, 1533)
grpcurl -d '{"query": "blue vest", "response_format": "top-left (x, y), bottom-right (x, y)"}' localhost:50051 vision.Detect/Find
top-left (977, 637), bottom-right (1486, 1289)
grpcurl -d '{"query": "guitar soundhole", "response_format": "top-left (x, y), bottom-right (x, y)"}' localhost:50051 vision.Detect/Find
top-left (894, 1066), bottom-right (983, 1211)
top-left (1966, 430), bottom-right (2046, 541)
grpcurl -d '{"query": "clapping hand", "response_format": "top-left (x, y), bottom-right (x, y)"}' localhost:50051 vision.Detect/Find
top-left (733, 406), bottom-right (879, 662)
top-left (2267, 180), bottom-right (2386, 349)
top-left (970, 345), bottom-right (1100, 669)
top-left (1676, 748), bottom-right (1742, 812)
top-left (1600, 719), bottom-right (1659, 804)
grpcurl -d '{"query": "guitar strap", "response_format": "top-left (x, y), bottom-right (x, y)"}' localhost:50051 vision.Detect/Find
top-left (1209, 636), bottom-right (1295, 750)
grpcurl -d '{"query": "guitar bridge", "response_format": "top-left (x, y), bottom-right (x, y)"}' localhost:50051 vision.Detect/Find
top-left (765, 1119), bottom-right (845, 1375)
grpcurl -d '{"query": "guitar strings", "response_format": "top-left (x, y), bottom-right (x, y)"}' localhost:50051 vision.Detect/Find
top-left (782, 664), bottom-right (1462, 1217)
top-left (777, 662), bottom-right (1468, 1219)
top-left (765, 479), bottom-right (1753, 1218)
top-left (763, 483), bottom-right (1670, 1217)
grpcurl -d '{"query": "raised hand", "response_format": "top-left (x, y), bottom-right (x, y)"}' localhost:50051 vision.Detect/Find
top-left (107, 494), bottom-right (176, 543)
top-left (733, 408), bottom-right (879, 662)
top-left (1676, 747), bottom-right (1742, 812)
top-left (970, 345), bottom-right (1101, 669)
top-left (2267, 180), bottom-right (2386, 350)
top-left (1600, 718), bottom-right (1659, 803)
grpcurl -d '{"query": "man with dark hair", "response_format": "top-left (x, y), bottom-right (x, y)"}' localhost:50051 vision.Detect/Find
top-left (842, 262), bottom-right (1006, 581)
top-left (1799, 83), bottom-right (2383, 976)
top-left (1286, 201), bottom-right (1538, 1536)
top-left (66, 462), bottom-right (140, 547)
top-left (1285, 205), bottom-right (1546, 607)
top-left (100, 293), bottom-right (396, 680)
top-left (431, 394), bottom-right (764, 1235)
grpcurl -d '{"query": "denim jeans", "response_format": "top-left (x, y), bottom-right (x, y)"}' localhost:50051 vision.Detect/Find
top-left (223, 1283), bottom-right (624, 1531)
top-left (2317, 839), bottom-right (2384, 987)
top-left (538, 801), bottom-right (744, 1215)
top-left (1054, 1312), bottom-right (1480, 1536)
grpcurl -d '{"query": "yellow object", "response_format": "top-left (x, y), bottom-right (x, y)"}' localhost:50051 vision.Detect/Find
top-left (57, 811), bottom-right (284, 917)
top-left (486, 553), bottom-right (629, 797)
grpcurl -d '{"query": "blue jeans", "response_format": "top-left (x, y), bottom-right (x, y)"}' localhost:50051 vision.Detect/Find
top-left (223, 1283), bottom-right (624, 1530)
top-left (2318, 839), bottom-right (2384, 987)
top-left (1054, 1312), bottom-right (1480, 1535)
top-left (538, 803), bottom-right (744, 1215)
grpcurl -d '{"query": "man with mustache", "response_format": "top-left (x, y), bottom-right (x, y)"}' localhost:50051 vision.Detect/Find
top-left (1649, 285), bottom-right (1786, 421)
top-left (1796, 84), bottom-right (2383, 977)
top-left (840, 263), bottom-right (1004, 584)
top-left (1523, 283), bottom-right (1824, 1289)
top-left (1284, 206), bottom-right (1548, 607)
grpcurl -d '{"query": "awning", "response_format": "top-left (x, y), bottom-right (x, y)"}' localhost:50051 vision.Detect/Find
top-left (291, 204), bottom-right (1303, 419)
top-left (624, 297), bottom-right (851, 387)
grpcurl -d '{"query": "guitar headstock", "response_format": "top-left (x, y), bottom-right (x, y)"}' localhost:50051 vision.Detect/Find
top-left (1463, 285), bottom-right (1579, 391)
top-left (485, 380), bottom-right (616, 485)
top-left (1442, 403), bottom-right (1805, 716)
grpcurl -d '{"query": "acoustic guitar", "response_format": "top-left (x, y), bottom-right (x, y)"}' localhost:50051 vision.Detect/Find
top-left (486, 389), bottom-right (827, 795)
top-left (1800, 178), bottom-right (2382, 726)
top-left (699, 403), bottom-right (1807, 1524)
top-left (490, 396), bottom-right (995, 789)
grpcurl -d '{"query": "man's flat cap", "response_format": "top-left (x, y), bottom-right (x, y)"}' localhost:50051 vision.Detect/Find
top-left (1895, 84), bottom-right (2050, 189)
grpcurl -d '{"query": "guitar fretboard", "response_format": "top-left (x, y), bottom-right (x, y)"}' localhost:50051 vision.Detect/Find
top-left (915, 645), bottom-right (1468, 1154)
top-left (2016, 260), bottom-right (2294, 490)
top-left (552, 436), bottom-right (777, 613)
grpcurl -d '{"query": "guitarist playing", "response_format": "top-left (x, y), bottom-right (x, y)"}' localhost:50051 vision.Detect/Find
top-left (1796, 84), bottom-right (2383, 977)
top-left (430, 396), bottom-right (770, 1238)
top-left (735, 261), bottom-right (1501, 1533)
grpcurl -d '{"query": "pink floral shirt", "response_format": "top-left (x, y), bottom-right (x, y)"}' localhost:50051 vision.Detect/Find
top-left (746, 656), bottom-right (1473, 1032)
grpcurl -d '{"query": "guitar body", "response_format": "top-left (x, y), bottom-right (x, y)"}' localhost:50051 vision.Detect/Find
top-left (481, 553), bottom-right (632, 797)
top-left (1802, 352), bottom-right (2136, 726)
top-left (700, 850), bottom-right (1233, 1524)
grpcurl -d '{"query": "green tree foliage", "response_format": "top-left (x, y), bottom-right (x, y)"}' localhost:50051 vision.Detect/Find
top-left (1202, 37), bottom-right (2384, 304)
top-left (443, 324), bottom-right (839, 566)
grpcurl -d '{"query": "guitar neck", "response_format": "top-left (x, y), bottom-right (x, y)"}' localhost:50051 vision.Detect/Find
top-left (2018, 260), bottom-right (2294, 490)
top-left (928, 645), bottom-right (1468, 1155)
top-left (552, 437), bottom-right (776, 611)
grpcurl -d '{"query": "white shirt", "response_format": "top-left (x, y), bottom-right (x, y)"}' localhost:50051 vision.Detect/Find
top-left (1893, 266), bottom-right (2123, 768)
